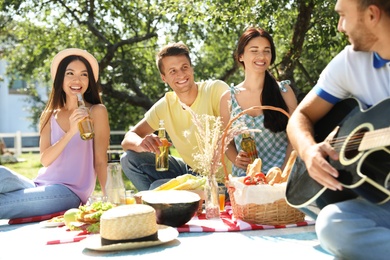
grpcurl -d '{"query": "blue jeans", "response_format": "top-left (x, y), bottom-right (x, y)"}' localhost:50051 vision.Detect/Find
top-left (120, 150), bottom-right (191, 191)
top-left (0, 166), bottom-right (81, 219)
top-left (316, 197), bottom-right (390, 259)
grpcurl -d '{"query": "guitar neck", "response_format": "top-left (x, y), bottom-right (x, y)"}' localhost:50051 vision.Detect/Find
top-left (359, 127), bottom-right (390, 151)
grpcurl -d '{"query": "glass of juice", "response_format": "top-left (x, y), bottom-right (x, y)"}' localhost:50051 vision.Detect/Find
top-left (120, 190), bottom-right (136, 205)
top-left (218, 186), bottom-right (226, 212)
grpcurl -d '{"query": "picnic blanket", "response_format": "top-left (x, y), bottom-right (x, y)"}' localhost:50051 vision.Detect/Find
top-left (177, 203), bottom-right (314, 233)
top-left (8, 211), bottom-right (67, 225)
top-left (35, 201), bottom-right (314, 245)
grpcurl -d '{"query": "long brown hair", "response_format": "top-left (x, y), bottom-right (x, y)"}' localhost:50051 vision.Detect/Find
top-left (235, 27), bottom-right (289, 133)
top-left (39, 55), bottom-right (102, 133)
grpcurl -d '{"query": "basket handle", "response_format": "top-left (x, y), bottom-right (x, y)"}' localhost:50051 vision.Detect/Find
top-left (221, 105), bottom-right (290, 183)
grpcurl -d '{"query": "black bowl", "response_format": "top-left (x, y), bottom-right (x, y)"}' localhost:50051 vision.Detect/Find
top-left (141, 190), bottom-right (200, 227)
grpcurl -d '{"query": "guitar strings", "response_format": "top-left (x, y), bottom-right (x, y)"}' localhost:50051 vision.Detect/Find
top-left (328, 132), bottom-right (366, 152)
top-left (326, 122), bottom-right (390, 153)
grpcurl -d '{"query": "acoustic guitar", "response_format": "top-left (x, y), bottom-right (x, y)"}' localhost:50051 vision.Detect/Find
top-left (286, 97), bottom-right (390, 208)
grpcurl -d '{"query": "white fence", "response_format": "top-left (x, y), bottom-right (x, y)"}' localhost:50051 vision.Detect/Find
top-left (0, 130), bottom-right (126, 156)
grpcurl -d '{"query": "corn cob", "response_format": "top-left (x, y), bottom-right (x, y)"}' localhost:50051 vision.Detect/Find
top-left (173, 176), bottom-right (206, 190)
top-left (153, 174), bottom-right (196, 191)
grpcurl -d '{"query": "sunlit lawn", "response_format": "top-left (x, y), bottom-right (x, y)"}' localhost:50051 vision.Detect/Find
top-left (2, 152), bottom-right (136, 194)
top-left (2, 147), bottom-right (180, 194)
top-left (3, 153), bottom-right (42, 180)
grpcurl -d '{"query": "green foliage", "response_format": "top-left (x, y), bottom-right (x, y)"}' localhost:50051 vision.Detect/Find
top-left (0, 0), bottom-right (348, 130)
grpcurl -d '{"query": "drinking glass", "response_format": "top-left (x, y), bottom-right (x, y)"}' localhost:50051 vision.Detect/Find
top-left (218, 186), bottom-right (227, 212)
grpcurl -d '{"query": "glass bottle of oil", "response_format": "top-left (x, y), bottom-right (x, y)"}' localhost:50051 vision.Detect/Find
top-left (240, 132), bottom-right (258, 163)
top-left (76, 93), bottom-right (94, 140)
top-left (156, 119), bottom-right (169, 171)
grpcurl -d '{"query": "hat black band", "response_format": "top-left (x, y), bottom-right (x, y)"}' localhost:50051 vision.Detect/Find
top-left (101, 232), bottom-right (158, 246)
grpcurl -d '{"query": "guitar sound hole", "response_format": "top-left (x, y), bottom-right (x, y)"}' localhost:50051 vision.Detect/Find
top-left (344, 127), bottom-right (368, 159)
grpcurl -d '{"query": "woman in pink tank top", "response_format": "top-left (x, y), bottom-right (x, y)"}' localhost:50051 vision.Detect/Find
top-left (0, 48), bottom-right (110, 219)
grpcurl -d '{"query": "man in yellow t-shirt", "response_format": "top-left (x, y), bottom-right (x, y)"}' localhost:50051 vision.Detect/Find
top-left (120, 42), bottom-right (230, 191)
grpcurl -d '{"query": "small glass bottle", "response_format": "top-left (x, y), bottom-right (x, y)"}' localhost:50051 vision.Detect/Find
top-left (156, 120), bottom-right (169, 171)
top-left (105, 163), bottom-right (126, 205)
top-left (76, 93), bottom-right (94, 140)
top-left (240, 132), bottom-right (258, 163)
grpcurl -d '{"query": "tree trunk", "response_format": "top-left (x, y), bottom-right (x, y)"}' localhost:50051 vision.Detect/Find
top-left (278, 0), bottom-right (315, 95)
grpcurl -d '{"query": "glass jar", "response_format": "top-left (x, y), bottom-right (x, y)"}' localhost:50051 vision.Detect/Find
top-left (105, 162), bottom-right (126, 205)
top-left (204, 174), bottom-right (220, 219)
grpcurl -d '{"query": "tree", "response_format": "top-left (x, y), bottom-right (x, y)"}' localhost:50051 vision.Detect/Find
top-left (0, 0), bottom-right (347, 130)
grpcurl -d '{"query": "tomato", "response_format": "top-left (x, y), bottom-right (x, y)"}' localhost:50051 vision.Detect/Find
top-left (255, 172), bottom-right (267, 184)
top-left (244, 172), bottom-right (267, 185)
top-left (244, 176), bottom-right (256, 185)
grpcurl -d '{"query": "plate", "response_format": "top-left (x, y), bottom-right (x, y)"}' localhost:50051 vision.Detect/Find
top-left (40, 219), bottom-right (65, 228)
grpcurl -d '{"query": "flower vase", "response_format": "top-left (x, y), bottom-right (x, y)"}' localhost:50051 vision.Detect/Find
top-left (204, 174), bottom-right (220, 219)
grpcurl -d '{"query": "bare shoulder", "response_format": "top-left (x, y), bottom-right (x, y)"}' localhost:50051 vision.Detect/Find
top-left (276, 81), bottom-right (296, 100)
top-left (220, 89), bottom-right (231, 99)
top-left (90, 104), bottom-right (108, 114)
top-left (90, 104), bottom-right (109, 124)
top-left (277, 80), bottom-right (294, 93)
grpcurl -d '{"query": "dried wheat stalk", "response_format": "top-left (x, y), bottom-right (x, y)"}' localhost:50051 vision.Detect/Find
top-left (181, 103), bottom-right (287, 179)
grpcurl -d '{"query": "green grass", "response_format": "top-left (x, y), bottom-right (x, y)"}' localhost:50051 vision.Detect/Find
top-left (2, 152), bottom-right (136, 194)
top-left (2, 153), bottom-right (42, 179)
top-left (2, 147), bottom-right (180, 194)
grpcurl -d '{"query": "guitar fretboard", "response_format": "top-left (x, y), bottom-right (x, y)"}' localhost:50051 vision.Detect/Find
top-left (359, 127), bottom-right (390, 151)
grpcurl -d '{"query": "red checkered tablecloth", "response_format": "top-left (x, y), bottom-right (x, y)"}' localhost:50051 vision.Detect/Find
top-left (176, 203), bottom-right (314, 233)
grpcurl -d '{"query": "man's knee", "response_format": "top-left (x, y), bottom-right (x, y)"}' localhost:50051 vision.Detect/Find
top-left (315, 204), bottom-right (350, 256)
top-left (120, 150), bottom-right (138, 167)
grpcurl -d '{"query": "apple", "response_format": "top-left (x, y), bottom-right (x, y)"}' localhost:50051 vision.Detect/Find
top-left (63, 208), bottom-right (81, 228)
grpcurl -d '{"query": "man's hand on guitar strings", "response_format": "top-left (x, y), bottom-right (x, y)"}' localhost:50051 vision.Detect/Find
top-left (305, 142), bottom-right (343, 191)
top-left (325, 126), bottom-right (340, 146)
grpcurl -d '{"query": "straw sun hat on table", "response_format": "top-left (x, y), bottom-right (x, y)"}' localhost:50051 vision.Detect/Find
top-left (84, 204), bottom-right (178, 251)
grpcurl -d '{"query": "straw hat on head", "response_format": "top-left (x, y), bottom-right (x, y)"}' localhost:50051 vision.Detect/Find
top-left (50, 48), bottom-right (99, 82)
top-left (85, 204), bottom-right (178, 252)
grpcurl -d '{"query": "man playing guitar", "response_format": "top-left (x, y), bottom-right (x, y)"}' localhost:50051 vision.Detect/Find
top-left (286, 0), bottom-right (390, 259)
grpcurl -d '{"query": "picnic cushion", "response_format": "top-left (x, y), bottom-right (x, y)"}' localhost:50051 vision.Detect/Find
top-left (8, 211), bottom-right (66, 225)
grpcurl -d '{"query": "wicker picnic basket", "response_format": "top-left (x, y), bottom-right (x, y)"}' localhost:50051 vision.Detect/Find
top-left (221, 105), bottom-right (305, 225)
